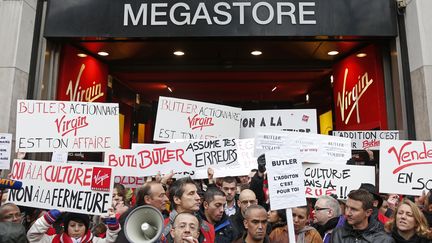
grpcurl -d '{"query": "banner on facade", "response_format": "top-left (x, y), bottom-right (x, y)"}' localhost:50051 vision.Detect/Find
top-left (7, 160), bottom-right (113, 215)
top-left (255, 131), bottom-right (351, 163)
top-left (153, 96), bottom-right (241, 142)
top-left (0, 133), bottom-right (12, 169)
top-left (303, 163), bottom-right (375, 199)
top-left (380, 140), bottom-right (432, 196)
top-left (240, 109), bottom-right (317, 139)
top-left (332, 130), bottom-right (399, 150)
top-left (16, 100), bottom-right (119, 152)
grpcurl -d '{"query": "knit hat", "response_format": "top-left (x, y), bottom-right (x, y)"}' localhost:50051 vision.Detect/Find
top-left (63, 213), bottom-right (90, 233)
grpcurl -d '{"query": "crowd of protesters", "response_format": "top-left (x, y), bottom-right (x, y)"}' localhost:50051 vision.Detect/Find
top-left (1, 153), bottom-right (432, 243)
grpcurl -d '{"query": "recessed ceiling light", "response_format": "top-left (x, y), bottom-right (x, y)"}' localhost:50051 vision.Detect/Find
top-left (306, 93), bottom-right (310, 103)
top-left (167, 86), bottom-right (173, 92)
top-left (271, 86), bottom-right (277, 92)
top-left (173, 51), bottom-right (185, 56)
top-left (97, 51), bottom-right (109, 56)
top-left (251, 50), bottom-right (262, 56)
top-left (327, 51), bottom-right (339, 56)
top-left (356, 53), bottom-right (367, 58)
top-left (77, 53), bottom-right (87, 58)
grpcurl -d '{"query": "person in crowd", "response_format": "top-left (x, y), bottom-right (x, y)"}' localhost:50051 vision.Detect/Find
top-left (115, 180), bottom-right (169, 243)
top-left (0, 221), bottom-right (28, 243)
top-left (268, 209), bottom-right (288, 243)
top-left (385, 199), bottom-right (432, 243)
top-left (113, 183), bottom-right (129, 211)
top-left (200, 187), bottom-right (237, 242)
top-left (230, 189), bottom-right (258, 241)
top-left (170, 212), bottom-right (201, 243)
top-left (312, 195), bottom-right (343, 243)
top-left (292, 206), bottom-right (323, 243)
top-left (423, 190), bottom-right (432, 227)
top-left (161, 177), bottom-right (215, 243)
top-left (331, 189), bottom-right (395, 243)
top-left (220, 176), bottom-right (239, 217)
top-left (27, 210), bottom-right (120, 243)
top-left (358, 183), bottom-right (390, 225)
top-left (234, 205), bottom-right (269, 243)
top-left (0, 203), bottom-right (22, 224)
top-left (250, 155), bottom-right (268, 210)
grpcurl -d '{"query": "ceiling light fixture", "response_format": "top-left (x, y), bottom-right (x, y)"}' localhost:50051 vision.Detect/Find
top-left (173, 51), bottom-right (185, 56)
top-left (251, 50), bottom-right (262, 56)
top-left (271, 86), bottom-right (277, 92)
top-left (306, 93), bottom-right (310, 103)
top-left (97, 51), bottom-right (109, 56)
top-left (167, 87), bottom-right (173, 92)
top-left (330, 75), bottom-right (334, 85)
top-left (77, 53), bottom-right (87, 58)
top-left (327, 51), bottom-right (339, 56)
top-left (356, 53), bottom-right (367, 58)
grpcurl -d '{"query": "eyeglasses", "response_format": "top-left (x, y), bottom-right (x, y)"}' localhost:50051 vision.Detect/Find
top-left (314, 207), bottom-right (330, 211)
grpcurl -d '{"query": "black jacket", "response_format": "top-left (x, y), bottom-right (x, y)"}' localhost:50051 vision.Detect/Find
top-left (199, 208), bottom-right (237, 243)
top-left (391, 227), bottom-right (432, 243)
top-left (331, 218), bottom-right (395, 243)
top-left (230, 209), bottom-right (246, 241)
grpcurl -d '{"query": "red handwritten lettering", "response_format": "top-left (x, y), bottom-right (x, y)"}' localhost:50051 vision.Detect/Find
top-left (362, 139), bottom-right (380, 149)
top-left (388, 141), bottom-right (432, 173)
top-left (55, 115), bottom-right (89, 136)
top-left (187, 114), bottom-right (214, 130)
top-left (137, 148), bottom-right (191, 169)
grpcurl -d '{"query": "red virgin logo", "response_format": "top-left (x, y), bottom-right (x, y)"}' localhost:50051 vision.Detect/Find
top-left (187, 114), bottom-right (214, 130)
top-left (91, 167), bottom-right (111, 191)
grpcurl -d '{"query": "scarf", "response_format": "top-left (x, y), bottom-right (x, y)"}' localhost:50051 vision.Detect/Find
top-left (52, 231), bottom-right (93, 243)
top-left (296, 225), bottom-right (315, 243)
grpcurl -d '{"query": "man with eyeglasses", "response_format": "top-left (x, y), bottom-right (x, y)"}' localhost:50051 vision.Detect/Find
top-left (311, 195), bottom-right (343, 243)
top-left (170, 212), bottom-right (200, 243)
top-left (0, 203), bottom-right (23, 224)
top-left (230, 189), bottom-right (257, 241)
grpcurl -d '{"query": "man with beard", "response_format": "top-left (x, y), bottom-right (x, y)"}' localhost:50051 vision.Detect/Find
top-left (311, 195), bottom-right (343, 243)
top-left (220, 177), bottom-right (238, 217)
top-left (200, 187), bottom-right (237, 242)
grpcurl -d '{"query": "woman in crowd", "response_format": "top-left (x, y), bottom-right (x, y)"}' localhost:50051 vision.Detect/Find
top-left (27, 209), bottom-right (120, 243)
top-left (292, 206), bottom-right (323, 243)
top-left (268, 209), bottom-right (288, 243)
top-left (385, 199), bottom-right (432, 243)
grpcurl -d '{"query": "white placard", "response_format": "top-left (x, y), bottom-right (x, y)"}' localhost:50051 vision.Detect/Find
top-left (16, 100), bottom-right (119, 152)
top-left (266, 150), bottom-right (307, 210)
top-left (240, 109), bottom-right (317, 138)
top-left (380, 140), bottom-right (432, 196)
top-left (8, 159), bottom-right (113, 215)
top-left (255, 131), bottom-right (352, 164)
top-left (332, 130), bottom-right (399, 150)
top-left (51, 151), bottom-right (68, 163)
top-left (303, 163), bottom-right (375, 199)
top-left (114, 176), bottom-right (146, 188)
top-left (0, 133), bottom-right (12, 169)
top-left (153, 96), bottom-right (242, 142)
top-left (107, 138), bottom-right (238, 179)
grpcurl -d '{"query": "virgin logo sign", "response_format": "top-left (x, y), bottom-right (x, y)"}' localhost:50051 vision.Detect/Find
top-left (66, 64), bottom-right (104, 102)
top-left (336, 68), bottom-right (374, 125)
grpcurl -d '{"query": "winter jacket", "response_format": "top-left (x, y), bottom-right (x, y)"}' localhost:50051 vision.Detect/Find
top-left (312, 215), bottom-right (345, 243)
top-left (199, 209), bottom-right (237, 243)
top-left (233, 233), bottom-right (270, 243)
top-left (160, 210), bottom-right (215, 243)
top-left (330, 218), bottom-right (395, 243)
top-left (230, 209), bottom-right (246, 241)
top-left (390, 227), bottom-right (432, 243)
top-left (27, 216), bottom-right (120, 243)
top-left (269, 223), bottom-right (289, 243)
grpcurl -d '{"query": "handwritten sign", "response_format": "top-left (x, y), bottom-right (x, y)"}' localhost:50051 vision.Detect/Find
top-left (266, 150), bottom-right (306, 210)
top-left (0, 133), bottom-right (12, 169)
top-left (303, 163), bottom-right (375, 199)
top-left (332, 130), bottom-right (399, 150)
top-left (114, 176), bottom-right (146, 188)
top-left (255, 131), bottom-right (351, 164)
top-left (16, 100), bottom-right (119, 152)
top-left (153, 96), bottom-right (242, 142)
top-left (8, 160), bottom-right (113, 215)
top-left (106, 138), bottom-right (238, 178)
top-left (240, 109), bottom-right (317, 139)
top-left (380, 140), bottom-right (432, 196)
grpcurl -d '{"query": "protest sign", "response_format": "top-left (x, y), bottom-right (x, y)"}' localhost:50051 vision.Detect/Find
top-left (240, 109), bottom-right (317, 138)
top-left (153, 96), bottom-right (242, 142)
top-left (380, 140), bottom-right (432, 196)
top-left (332, 130), bottom-right (399, 150)
top-left (8, 159), bottom-right (113, 215)
top-left (114, 176), bottom-right (146, 188)
top-left (0, 133), bottom-right (12, 169)
top-left (16, 100), bottom-right (119, 152)
top-left (51, 151), bottom-right (68, 163)
top-left (255, 131), bottom-right (351, 164)
top-left (266, 150), bottom-right (306, 210)
top-left (106, 138), bottom-right (238, 179)
top-left (303, 163), bottom-right (375, 199)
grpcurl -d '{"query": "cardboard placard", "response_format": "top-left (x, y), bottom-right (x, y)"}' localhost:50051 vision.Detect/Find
top-left (16, 100), bottom-right (119, 152)
top-left (8, 159), bottom-right (113, 215)
top-left (153, 96), bottom-right (241, 142)
top-left (0, 133), bottom-right (12, 169)
top-left (332, 130), bottom-right (399, 150)
top-left (240, 109), bottom-right (317, 138)
top-left (380, 140), bottom-right (432, 196)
